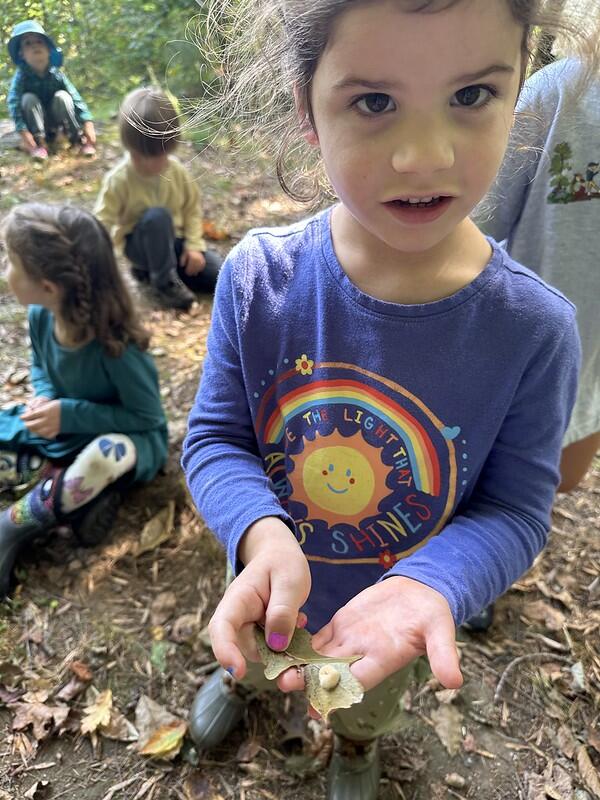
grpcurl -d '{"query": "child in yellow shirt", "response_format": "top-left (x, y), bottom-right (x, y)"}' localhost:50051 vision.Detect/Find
top-left (95, 88), bottom-right (222, 311)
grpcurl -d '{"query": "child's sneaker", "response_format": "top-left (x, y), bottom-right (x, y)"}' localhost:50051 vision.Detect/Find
top-left (130, 266), bottom-right (150, 284)
top-left (31, 145), bottom-right (48, 161)
top-left (328, 735), bottom-right (381, 800)
top-left (188, 668), bottom-right (248, 750)
top-left (150, 276), bottom-right (195, 311)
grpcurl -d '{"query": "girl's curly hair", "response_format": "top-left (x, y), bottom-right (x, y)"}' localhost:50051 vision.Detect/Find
top-left (3, 203), bottom-right (150, 357)
top-left (190, 0), bottom-right (600, 204)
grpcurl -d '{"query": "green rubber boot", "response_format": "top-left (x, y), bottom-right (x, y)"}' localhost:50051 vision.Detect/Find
top-left (188, 668), bottom-right (248, 750)
top-left (327, 735), bottom-right (381, 800)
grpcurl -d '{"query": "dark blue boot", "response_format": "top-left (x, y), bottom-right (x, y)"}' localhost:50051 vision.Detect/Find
top-left (0, 467), bottom-right (62, 598)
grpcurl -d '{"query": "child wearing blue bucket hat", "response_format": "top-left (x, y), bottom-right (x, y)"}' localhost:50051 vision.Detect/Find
top-left (6, 20), bottom-right (96, 161)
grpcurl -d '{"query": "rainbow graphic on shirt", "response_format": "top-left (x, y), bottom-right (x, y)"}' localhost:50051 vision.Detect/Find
top-left (255, 360), bottom-right (458, 567)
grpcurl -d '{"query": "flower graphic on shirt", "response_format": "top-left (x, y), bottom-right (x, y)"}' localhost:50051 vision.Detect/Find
top-left (295, 354), bottom-right (314, 376)
top-left (378, 549), bottom-right (397, 569)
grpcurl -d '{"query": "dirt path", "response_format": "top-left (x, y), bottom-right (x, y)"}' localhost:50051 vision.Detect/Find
top-left (0, 126), bottom-right (599, 800)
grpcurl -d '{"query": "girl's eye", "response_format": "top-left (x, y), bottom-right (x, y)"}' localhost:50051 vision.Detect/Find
top-left (451, 85), bottom-right (495, 109)
top-left (354, 93), bottom-right (396, 115)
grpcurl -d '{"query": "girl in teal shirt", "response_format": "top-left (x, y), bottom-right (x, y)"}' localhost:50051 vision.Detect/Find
top-left (0, 202), bottom-right (168, 597)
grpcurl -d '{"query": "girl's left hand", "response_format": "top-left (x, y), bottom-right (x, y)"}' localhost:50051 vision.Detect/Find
top-left (278, 576), bottom-right (463, 695)
top-left (180, 249), bottom-right (206, 276)
top-left (82, 121), bottom-right (96, 146)
top-left (20, 399), bottom-right (61, 439)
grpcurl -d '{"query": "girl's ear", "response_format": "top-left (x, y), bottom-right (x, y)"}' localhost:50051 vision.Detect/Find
top-left (293, 84), bottom-right (319, 146)
top-left (41, 278), bottom-right (61, 299)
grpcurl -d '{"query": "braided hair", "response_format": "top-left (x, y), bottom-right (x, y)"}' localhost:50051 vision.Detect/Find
top-left (2, 203), bottom-right (149, 356)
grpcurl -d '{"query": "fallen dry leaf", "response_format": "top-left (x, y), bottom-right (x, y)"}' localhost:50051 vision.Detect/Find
top-left (588, 726), bottom-right (600, 757)
top-left (184, 772), bottom-right (224, 800)
top-left (135, 694), bottom-right (183, 750)
top-left (236, 737), bottom-right (261, 763)
top-left (0, 685), bottom-right (24, 704)
top-left (169, 613), bottom-right (199, 644)
top-left (202, 220), bottom-right (229, 240)
top-left (8, 368), bottom-right (29, 385)
top-left (81, 689), bottom-right (113, 735)
top-left (138, 720), bottom-right (187, 759)
top-left (23, 781), bottom-right (50, 799)
top-left (150, 591), bottom-right (177, 626)
top-left (55, 677), bottom-right (88, 703)
top-left (136, 502), bottom-right (175, 556)
top-left (430, 704), bottom-right (463, 756)
top-left (11, 702), bottom-right (70, 742)
top-left (69, 660), bottom-right (93, 682)
top-left (557, 725), bottom-right (578, 759)
top-left (0, 662), bottom-right (24, 686)
top-left (101, 708), bottom-right (139, 742)
top-left (577, 745), bottom-right (600, 797)
top-left (522, 600), bottom-right (566, 631)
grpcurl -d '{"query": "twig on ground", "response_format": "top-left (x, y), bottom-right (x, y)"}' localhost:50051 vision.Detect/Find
top-left (494, 652), bottom-right (572, 704)
top-left (100, 775), bottom-right (139, 800)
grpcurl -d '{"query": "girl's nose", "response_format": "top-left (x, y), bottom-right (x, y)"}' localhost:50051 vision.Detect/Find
top-left (390, 116), bottom-right (455, 175)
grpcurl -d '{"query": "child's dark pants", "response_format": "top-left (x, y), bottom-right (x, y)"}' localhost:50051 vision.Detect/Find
top-left (21, 90), bottom-right (82, 143)
top-left (124, 207), bottom-right (221, 293)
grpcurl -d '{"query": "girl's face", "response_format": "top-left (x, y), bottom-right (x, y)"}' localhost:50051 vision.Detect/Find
top-left (306, 0), bottom-right (523, 259)
top-left (5, 251), bottom-right (54, 308)
top-left (19, 33), bottom-right (50, 73)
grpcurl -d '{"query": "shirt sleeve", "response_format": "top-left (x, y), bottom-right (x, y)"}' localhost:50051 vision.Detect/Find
top-left (7, 71), bottom-right (26, 131)
top-left (384, 315), bottom-right (581, 625)
top-left (59, 347), bottom-right (165, 435)
top-left (59, 71), bottom-right (93, 122)
top-left (180, 168), bottom-right (207, 253)
top-left (182, 255), bottom-right (294, 570)
top-left (28, 308), bottom-right (57, 399)
top-left (94, 173), bottom-right (124, 243)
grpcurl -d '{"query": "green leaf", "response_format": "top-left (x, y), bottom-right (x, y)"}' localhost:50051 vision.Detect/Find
top-left (254, 627), bottom-right (364, 720)
top-left (150, 641), bottom-right (169, 674)
top-left (304, 662), bottom-right (364, 722)
top-left (255, 627), bottom-right (360, 681)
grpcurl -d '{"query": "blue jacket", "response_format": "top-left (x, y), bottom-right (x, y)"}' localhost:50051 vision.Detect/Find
top-left (7, 63), bottom-right (92, 131)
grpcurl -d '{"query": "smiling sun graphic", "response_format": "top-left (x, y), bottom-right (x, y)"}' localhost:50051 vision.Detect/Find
top-left (288, 430), bottom-right (393, 528)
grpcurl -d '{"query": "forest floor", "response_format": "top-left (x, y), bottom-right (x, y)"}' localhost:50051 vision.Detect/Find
top-left (0, 123), bottom-right (599, 800)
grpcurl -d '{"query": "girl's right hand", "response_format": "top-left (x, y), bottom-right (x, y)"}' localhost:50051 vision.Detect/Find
top-left (24, 396), bottom-right (52, 413)
top-left (20, 130), bottom-right (37, 153)
top-left (208, 516), bottom-right (311, 680)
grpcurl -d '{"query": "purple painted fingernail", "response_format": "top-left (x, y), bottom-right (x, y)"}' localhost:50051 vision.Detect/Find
top-left (268, 633), bottom-right (288, 650)
top-left (226, 666), bottom-right (236, 677)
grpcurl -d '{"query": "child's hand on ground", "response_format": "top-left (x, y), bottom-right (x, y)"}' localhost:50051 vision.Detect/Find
top-left (180, 249), bottom-right (206, 276)
top-left (279, 576), bottom-right (462, 695)
top-left (20, 399), bottom-right (61, 439)
top-left (20, 130), bottom-right (37, 154)
top-left (208, 516), bottom-right (311, 680)
top-left (82, 121), bottom-right (96, 146)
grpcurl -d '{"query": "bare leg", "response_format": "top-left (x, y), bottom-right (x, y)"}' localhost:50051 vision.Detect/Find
top-left (558, 430), bottom-right (600, 493)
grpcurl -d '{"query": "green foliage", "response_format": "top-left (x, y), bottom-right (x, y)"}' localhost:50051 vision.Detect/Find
top-left (549, 142), bottom-right (573, 192)
top-left (1, 1), bottom-right (218, 118)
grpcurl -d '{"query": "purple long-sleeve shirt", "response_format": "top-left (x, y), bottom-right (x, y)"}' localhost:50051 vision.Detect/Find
top-left (183, 208), bottom-right (580, 632)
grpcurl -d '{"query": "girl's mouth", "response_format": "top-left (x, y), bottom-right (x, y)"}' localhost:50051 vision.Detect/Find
top-left (383, 195), bottom-right (453, 224)
top-left (392, 196), bottom-right (445, 208)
